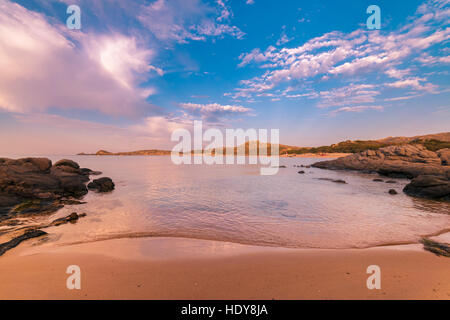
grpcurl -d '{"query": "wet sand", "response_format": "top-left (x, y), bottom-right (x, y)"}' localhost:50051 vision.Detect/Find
top-left (0, 237), bottom-right (448, 300)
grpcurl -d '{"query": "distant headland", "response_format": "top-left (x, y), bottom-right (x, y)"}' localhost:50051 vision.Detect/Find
top-left (77, 132), bottom-right (450, 156)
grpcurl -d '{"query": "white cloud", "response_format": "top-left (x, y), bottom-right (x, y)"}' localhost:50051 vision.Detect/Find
top-left (276, 34), bottom-right (291, 46)
top-left (318, 84), bottom-right (380, 108)
top-left (179, 102), bottom-right (253, 122)
top-left (328, 105), bottom-right (384, 117)
top-left (416, 53), bottom-right (450, 65)
top-left (233, 0), bottom-right (449, 107)
top-left (0, 0), bottom-right (160, 115)
top-left (216, 0), bottom-right (232, 21)
top-left (138, 0), bottom-right (244, 43)
top-left (386, 77), bottom-right (438, 92)
top-left (385, 68), bottom-right (411, 79)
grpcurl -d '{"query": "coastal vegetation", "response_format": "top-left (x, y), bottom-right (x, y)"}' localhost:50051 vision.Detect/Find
top-left (78, 132), bottom-right (450, 156)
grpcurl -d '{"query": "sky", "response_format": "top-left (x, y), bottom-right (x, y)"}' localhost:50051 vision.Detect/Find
top-left (0, 0), bottom-right (449, 155)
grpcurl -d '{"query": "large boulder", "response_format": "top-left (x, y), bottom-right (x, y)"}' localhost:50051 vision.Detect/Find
top-left (403, 175), bottom-right (450, 200)
top-left (0, 157), bottom-right (52, 173)
top-left (54, 159), bottom-right (80, 169)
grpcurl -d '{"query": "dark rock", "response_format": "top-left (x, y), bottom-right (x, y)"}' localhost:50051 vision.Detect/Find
top-left (317, 178), bottom-right (347, 184)
top-left (59, 199), bottom-right (86, 205)
top-left (12, 199), bottom-right (63, 215)
top-left (420, 238), bottom-right (450, 257)
top-left (0, 229), bottom-right (47, 256)
top-left (0, 157), bottom-right (102, 218)
top-left (373, 178), bottom-right (384, 182)
top-left (388, 189), bottom-right (398, 195)
top-left (403, 175), bottom-right (450, 200)
top-left (437, 148), bottom-right (450, 166)
top-left (51, 212), bottom-right (83, 226)
top-left (80, 168), bottom-right (102, 176)
top-left (87, 177), bottom-right (115, 192)
top-left (298, 170), bottom-right (305, 174)
top-left (4, 219), bottom-right (20, 226)
top-left (385, 180), bottom-right (397, 184)
top-left (54, 159), bottom-right (80, 169)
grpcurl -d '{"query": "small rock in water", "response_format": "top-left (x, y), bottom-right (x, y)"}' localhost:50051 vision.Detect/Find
top-left (388, 189), bottom-right (398, 195)
top-left (385, 180), bottom-right (397, 184)
top-left (298, 170), bottom-right (305, 174)
top-left (373, 178), bottom-right (384, 182)
top-left (403, 175), bottom-right (450, 200)
top-left (51, 212), bottom-right (83, 226)
top-left (54, 159), bottom-right (80, 169)
top-left (317, 178), bottom-right (347, 184)
top-left (88, 177), bottom-right (115, 192)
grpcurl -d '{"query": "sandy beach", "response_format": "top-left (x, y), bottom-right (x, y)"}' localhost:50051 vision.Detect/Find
top-left (0, 237), bottom-right (449, 300)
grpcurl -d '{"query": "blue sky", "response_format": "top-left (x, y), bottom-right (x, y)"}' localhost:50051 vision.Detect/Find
top-left (0, 0), bottom-right (449, 154)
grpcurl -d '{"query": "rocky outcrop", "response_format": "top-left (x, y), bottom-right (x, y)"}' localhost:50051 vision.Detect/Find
top-left (87, 177), bottom-right (115, 192)
top-left (312, 145), bottom-right (450, 200)
top-left (312, 145), bottom-right (448, 178)
top-left (0, 158), bottom-right (113, 255)
top-left (437, 148), bottom-right (450, 166)
top-left (0, 158), bottom-right (106, 218)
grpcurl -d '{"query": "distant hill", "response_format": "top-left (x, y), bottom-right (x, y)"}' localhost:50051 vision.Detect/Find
top-left (378, 132), bottom-right (450, 144)
top-left (78, 149), bottom-right (171, 156)
top-left (78, 132), bottom-right (450, 156)
top-left (285, 132), bottom-right (450, 154)
top-left (197, 141), bottom-right (306, 156)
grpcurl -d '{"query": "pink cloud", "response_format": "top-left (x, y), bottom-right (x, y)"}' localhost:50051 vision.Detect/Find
top-left (0, 0), bottom-right (160, 116)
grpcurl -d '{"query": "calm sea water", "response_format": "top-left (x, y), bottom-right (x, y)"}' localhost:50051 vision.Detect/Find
top-left (4, 155), bottom-right (450, 249)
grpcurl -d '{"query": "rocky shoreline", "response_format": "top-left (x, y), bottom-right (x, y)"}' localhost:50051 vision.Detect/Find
top-left (0, 157), bottom-right (114, 255)
top-left (312, 144), bottom-right (450, 201)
